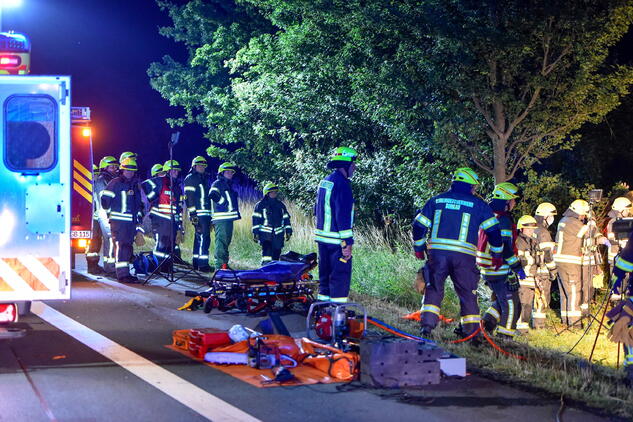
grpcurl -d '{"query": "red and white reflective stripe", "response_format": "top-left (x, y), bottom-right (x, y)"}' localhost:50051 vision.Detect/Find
top-left (0, 257), bottom-right (60, 292)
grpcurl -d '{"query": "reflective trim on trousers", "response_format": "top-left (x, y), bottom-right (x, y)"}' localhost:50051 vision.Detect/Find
top-left (422, 304), bottom-right (440, 316)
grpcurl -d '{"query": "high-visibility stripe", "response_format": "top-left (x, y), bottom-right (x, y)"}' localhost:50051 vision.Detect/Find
top-left (74, 182), bottom-right (93, 204)
top-left (0, 257), bottom-right (60, 293)
top-left (73, 170), bottom-right (93, 192)
top-left (73, 159), bottom-right (92, 180)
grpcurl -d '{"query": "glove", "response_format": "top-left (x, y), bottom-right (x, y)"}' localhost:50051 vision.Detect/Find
top-left (491, 256), bottom-right (503, 271)
top-left (607, 299), bottom-right (633, 346)
top-left (285, 232), bottom-right (292, 242)
top-left (176, 230), bottom-right (184, 245)
top-left (414, 250), bottom-right (426, 260)
top-left (414, 267), bottom-right (427, 294)
top-left (506, 273), bottom-right (520, 292)
top-left (515, 268), bottom-right (527, 280)
top-left (253, 233), bottom-right (259, 243)
top-left (190, 215), bottom-right (199, 226)
top-left (134, 231), bottom-right (145, 246)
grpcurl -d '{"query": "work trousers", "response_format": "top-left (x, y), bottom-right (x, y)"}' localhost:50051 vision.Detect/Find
top-left (317, 242), bottom-right (352, 302)
top-left (110, 221), bottom-right (135, 280)
top-left (192, 216), bottom-right (212, 269)
top-left (86, 218), bottom-right (102, 269)
top-left (421, 251), bottom-right (481, 335)
top-left (557, 263), bottom-right (592, 326)
top-left (483, 275), bottom-right (521, 338)
top-left (260, 235), bottom-right (284, 264)
top-left (99, 218), bottom-right (115, 275)
top-left (532, 275), bottom-right (550, 329)
top-left (517, 285), bottom-right (534, 331)
top-left (214, 220), bottom-right (234, 268)
top-left (153, 216), bottom-right (181, 266)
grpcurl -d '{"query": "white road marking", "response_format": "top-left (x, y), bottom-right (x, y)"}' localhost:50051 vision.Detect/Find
top-left (31, 301), bottom-right (261, 422)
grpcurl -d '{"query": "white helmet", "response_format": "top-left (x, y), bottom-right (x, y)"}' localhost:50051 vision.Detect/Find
top-left (535, 202), bottom-right (557, 217)
top-left (569, 199), bottom-right (590, 216)
top-left (612, 197), bottom-right (632, 212)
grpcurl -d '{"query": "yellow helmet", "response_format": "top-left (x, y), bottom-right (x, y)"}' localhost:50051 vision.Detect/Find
top-left (517, 215), bottom-right (538, 229)
top-left (535, 202), bottom-right (557, 217)
top-left (569, 199), bottom-right (590, 215)
top-left (612, 197), bottom-right (632, 212)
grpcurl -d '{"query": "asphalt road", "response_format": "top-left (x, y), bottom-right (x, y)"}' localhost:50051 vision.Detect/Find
top-left (0, 258), bottom-right (617, 422)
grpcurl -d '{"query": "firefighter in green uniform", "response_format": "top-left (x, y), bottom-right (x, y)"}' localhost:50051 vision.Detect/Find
top-left (210, 162), bottom-right (241, 269)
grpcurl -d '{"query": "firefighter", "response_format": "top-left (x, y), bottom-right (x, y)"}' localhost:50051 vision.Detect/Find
top-left (91, 156), bottom-right (119, 275)
top-left (146, 160), bottom-right (184, 270)
top-left (140, 164), bottom-right (166, 246)
top-left (608, 235), bottom-right (633, 385)
top-left (554, 200), bottom-right (608, 327)
top-left (119, 151), bottom-right (137, 165)
top-left (480, 182), bottom-right (526, 339)
top-left (413, 167), bottom-right (503, 338)
top-left (607, 197), bottom-right (632, 264)
top-left (533, 202), bottom-right (558, 325)
top-left (252, 182), bottom-right (292, 264)
top-left (100, 158), bottom-right (144, 283)
top-left (86, 163), bottom-right (104, 274)
top-left (315, 147), bottom-right (356, 303)
top-left (515, 215), bottom-right (540, 331)
top-left (184, 156), bottom-right (213, 272)
top-left (210, 162), bottom-right (241, 269)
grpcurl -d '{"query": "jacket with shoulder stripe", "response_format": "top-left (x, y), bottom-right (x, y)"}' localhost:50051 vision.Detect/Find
top-left (209, 175), bottom-right (240, 222)
top-left (183, 171), bottom-right (212, 217)
top-left (477, 211), bottom-right (522, 276)
top-left (315, 171), bottom-right (354, 245)
top-left (100, 176), bottom-right (144, 225)
top-left (534, 216), bottom-right (557, 275)
top-left (554, 209), bottom-right (599, 265)
top-left (252, 197), bottom-right (292, 241)
top-left (93, 170), bottom-right (116, 218)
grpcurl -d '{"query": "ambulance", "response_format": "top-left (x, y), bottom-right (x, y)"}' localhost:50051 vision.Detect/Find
top-left (0, 32), bottom-right (72, 325)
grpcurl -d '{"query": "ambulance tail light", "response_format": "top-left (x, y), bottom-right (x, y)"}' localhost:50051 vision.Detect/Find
top-left (0, 304), bottom-right (18, 324)
top-left (0, 55), bottom-right (21, 67)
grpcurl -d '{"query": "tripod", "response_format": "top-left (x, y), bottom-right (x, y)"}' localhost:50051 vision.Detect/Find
top-left (144, 132), bottom-right (206, 286)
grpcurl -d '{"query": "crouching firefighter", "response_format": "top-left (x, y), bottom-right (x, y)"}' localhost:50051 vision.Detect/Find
top-left (413, 167), bottom-right (503, 339)
top-left (146, 160), bottom-right (184, 270)
top-left (479, 182), bottom-right (526, 339)
top-left (184, 156), bottom-right (213, 272)
top-left (607, 233), bottom-right (633, 386)
top-left (252, 182), bottom-right (292, 264)
top-left (315, 147), bottom-right (357, 303)
top-left (100, 158), bottom-right (145, 283)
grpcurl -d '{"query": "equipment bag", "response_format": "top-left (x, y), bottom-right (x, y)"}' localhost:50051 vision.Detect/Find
top-left (132, 252), bottom-right (159, 275)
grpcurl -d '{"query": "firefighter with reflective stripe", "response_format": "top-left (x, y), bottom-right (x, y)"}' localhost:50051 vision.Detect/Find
top-left (100, 158), bottom-right (144, 283)
top-left (314, 147), bottom-right (356, 303)
top-left (145, 160), bottom-right (184, 268)
top-left (184, 156), bottom-right (213, 272)
top-left (480, 182), bottom-right (525, 339)
top-left (253, 182), bottom-right (292, 264)
top-left (210, 162), bottom-right (241, 269)
top-left (413, 167), bottom-right (503, 338)
top-left (533, 202), bottom-right (558, 323)
top-left (515, 215), bottom-right (540, 331)
top-left (90, 156), bottom-right (119, 275)
top-left (607, 197), bottom-right (632, 264)
top-left (608, 234), bottom-right (633, 386)
top-left (555, 200), bottom-right (610, 326)
top-left (140, 163), bottom-right (166, 247)
top-left (86, 163), bottom-right (104, 274)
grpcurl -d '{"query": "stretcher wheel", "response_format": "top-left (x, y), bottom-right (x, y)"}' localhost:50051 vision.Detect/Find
top-left (203, 297), bottom-right (214, 314)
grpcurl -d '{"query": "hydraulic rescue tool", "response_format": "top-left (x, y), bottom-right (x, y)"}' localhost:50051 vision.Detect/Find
top-left (306, 302), bottom-right (367, 350)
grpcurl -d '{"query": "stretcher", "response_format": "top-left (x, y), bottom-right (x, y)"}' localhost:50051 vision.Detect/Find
top-left (186, 251), bottom-right (318, 314)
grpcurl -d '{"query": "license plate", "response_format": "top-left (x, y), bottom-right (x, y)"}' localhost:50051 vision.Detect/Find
top-left (71, 230), bottom-right (91, 239)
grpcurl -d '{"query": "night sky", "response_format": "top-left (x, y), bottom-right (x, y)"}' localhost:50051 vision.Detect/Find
top-left (4, 0), bottom-right (207, 173)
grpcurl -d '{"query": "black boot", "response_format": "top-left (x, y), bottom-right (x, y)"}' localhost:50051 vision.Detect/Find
top-left (420, 325), bottom-right (433, 338)
top-left (87, 262), bottom-right (105, 275)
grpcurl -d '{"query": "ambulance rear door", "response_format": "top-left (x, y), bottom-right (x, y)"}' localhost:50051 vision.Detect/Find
top-left (0, 75), bottom-right (71, 301)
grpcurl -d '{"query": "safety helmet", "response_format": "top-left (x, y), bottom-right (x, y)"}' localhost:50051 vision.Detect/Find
top-left (150, 164), bottom-right (164, 177)
top-left (330, 147), bottom-right (358, 163)
top-left (163, 160), bottom-right (181, 171)
top-left (93, 164), bottom-right (99, 172)
top-left (535, 202), bottom-right (557, 217)
top-left (191, 156), bottom-right (207, 168)
top-left (120, 151), bottom-right (137, 163)
top-left (569, 199), bottom-right (590, 215)
top-left (452, 167), bottom-right (480, 185)
top-left (612, 197), bottom-right (632, 212)
top-left (517, 215), bottom-right (538, 229)
top-left (263, 182), bottom-right (279, 196)
top-left (218, 162), bottom-right (237, 174)
top-left (99, 156), bottom-right (118, 169)
top-left (492, 182), bottom-right (520, 200)
top-left (120, 158), bottom-right (138, 172)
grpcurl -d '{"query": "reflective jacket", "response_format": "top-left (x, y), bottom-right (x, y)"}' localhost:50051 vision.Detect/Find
top-left (613, 231), bottom-right (633, 295)
top-left (477, 211), bottom-right (521, 277)
top-left (93, 170), bottom-right (116, 219)
top-left (252, 197), bottom-right (292, 241)
top-left (184, 171), bottom-right (212, 218)
top-left (315, 171), bottom-right (354, 246)
top-left (534, 216), bottom-right (557, 276)
top-left (606, 210), bottom-right (629, 262)
top-left (413, 186), bottom-right (502, 259)
top-left (554, 209), bottom-right (598, 265)
top-left (143, 176), bottom-right (183, 228)
top-left (516, 232), bottom-right (539, 287)
top-left (101, 176), bottom-right (144, 226)
top-left (209, 175), bottom-right (240, 222)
